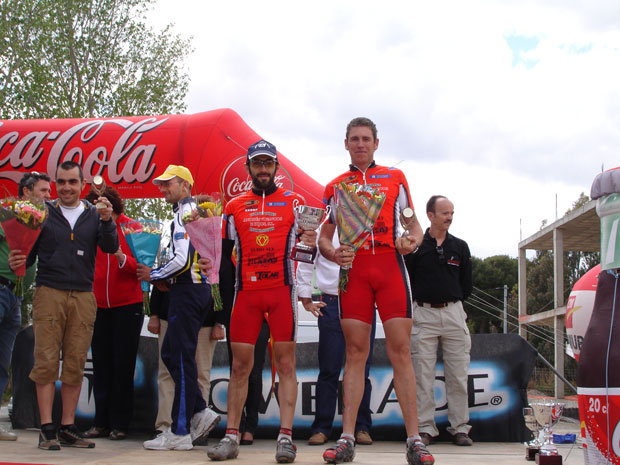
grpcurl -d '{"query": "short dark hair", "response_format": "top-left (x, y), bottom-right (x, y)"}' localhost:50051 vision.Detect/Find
top-left (346, 117), bottom-right (378, 140)
top-left (58, 161), bottom-right (84, 181)
top-left (18, 171), bottom-right (51, 198)
top-left (426, 195), bottom-right (447, 214)
top-left (84, 185), bottom-right (124, 215)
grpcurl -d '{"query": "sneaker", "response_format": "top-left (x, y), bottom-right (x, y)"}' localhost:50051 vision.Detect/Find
top-left (308, 432), bottom-right (328, 445)
top-left (143, 428), bottom-right (193, 451)
top-left (276, 437), bottom-right (297, 463)
top-left (38, 428), bottom-right (60, 451)
top-left (207, 437), bottom-right (240, 461)
top-left (406, 440), bottom-right (435, 465)
top-left (453, 432), bottom-right (473, 446)
top-left (0, 425), bottom-right (17, 441)
top-left (58, 424), bottom-right (95, 448)
top-left (190, 407), bottom-right (221, 444)
top-left (323, 437), bottom-right (355, 464)
top-left (419, 432), bottom-right (435, 446)
top-left (355, 430), bottom-right (372, 445)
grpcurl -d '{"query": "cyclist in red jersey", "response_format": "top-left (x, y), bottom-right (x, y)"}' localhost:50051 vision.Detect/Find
top-left (203, 139), bottom-right (316, 463)
top-left (319, 118), bottom-right (434, 465)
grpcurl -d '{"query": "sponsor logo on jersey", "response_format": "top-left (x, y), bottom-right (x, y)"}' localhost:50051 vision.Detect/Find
top-left (174, 232), bottom-right (187, 241)
top-left (244, 200), bottom-right (259, 206)
top-left (256, 234), bottom-right (270, 247)
top-left (267, 202), bottom-right (286, 206)
top-left (369, 174), bottom-right (391, 178)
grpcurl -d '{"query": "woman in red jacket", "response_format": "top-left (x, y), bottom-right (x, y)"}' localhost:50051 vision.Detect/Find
top-left (83, 186), bottom-right (144, 440)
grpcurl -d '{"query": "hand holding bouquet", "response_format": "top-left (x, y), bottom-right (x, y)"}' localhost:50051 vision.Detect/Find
top-left (182, 194), bottom-right (224, 311)
top-left (0, 199), bottom-right (48, 296)
top-left (333, 182), bottom-right (386, 292)
top-left (121, 220), bottom-right (163, 315)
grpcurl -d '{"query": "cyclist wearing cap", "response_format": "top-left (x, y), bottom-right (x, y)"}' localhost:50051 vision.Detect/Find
top-left (140, 164), bottom-right (220, 451)
top-left (205, 139), bottom-right (316, 463)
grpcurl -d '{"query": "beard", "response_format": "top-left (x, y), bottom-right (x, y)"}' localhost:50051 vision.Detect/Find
top-left (251, 171), bottom-right (276, 190)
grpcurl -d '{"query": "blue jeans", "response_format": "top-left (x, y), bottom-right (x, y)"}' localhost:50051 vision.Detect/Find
top-left (312, 294), bottom-right (375, 435)
top-left (0, 286), bottom-right (21, 396)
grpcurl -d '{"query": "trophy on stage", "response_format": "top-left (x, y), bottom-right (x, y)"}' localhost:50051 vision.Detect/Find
top-left (524, 402), bottom-right (565, 464)
top-left (290, 200), bottom-right (330, 264)
top-left (91, 175), bottom-right (107, 209)
top-left (524, 407), bottom-right (542, 461)
top-left (400, 207), bottom-right (415, 237)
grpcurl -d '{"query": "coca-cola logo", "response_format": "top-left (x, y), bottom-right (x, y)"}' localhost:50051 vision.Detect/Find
top-left (0, 117), bottom-right (167, 184)
top-left (219, 156), bottom-right (293, 203)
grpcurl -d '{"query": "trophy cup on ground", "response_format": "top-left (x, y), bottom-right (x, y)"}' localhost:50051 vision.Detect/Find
top-left (524, 407), bottom-right (542, 461)
top-left (91, 175), bottom-right (107, 209)
top-left (531, 402), bottom-right (565, 465)
top-left (290, 200), bottom-right (330, 264)
top-left (400, 207), bottom-right (415, 237)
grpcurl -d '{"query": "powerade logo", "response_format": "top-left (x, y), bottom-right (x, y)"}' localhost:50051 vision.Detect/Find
top-left (267, 202), bottom-right (286, 206)
top-left (207, 360), bottom-right (515, 428)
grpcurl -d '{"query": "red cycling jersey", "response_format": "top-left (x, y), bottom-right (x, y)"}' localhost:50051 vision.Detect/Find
top-left (323, 162), bottom-right (414, 255)
top-left (223, 185), bottom-right (304, 291)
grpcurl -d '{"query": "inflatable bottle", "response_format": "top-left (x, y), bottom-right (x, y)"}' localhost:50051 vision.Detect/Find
top-left (577, 170), bottom-right (620, 465)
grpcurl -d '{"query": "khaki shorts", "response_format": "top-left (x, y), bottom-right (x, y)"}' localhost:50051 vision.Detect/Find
top-left (29, 286), bottom-right (96, 386)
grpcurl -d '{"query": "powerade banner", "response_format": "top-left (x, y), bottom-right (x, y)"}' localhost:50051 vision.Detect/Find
top-left (12, 331), bottom-right (535, 442)
top-left (0, 109), bottom-right (324, 207)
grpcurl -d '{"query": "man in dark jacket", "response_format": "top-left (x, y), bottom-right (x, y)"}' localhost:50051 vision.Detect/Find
top-left (24, 161), bottom-right (119, 451)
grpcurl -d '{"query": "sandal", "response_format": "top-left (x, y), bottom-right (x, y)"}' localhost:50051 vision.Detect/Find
top-left (109, 429), bottom-right (127, 440)
top-left (83, 426), bottom-right (110, 438)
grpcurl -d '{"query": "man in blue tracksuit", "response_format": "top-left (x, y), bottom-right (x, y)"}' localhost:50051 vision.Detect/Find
top-left (139, 165), bottom-right (220, 451)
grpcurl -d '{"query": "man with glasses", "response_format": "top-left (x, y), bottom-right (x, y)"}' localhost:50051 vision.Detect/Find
top-left (0, 172), bottom-right (51, 441)
top-left (205, 139), bottom-right (316, 463)
top-left (405, 195), bottom-right (473, 447)
top-left (18, 161), bottom-right (119, 450)
top-left (139, 165), bottom-right (221, 451)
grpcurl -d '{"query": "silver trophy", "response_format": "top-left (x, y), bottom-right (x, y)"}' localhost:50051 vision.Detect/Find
top-left (91, 175), bottom-right (107, 210)
top-left (290, 200), bottom-right (331, 264)
top-left (400, 207), bottom-right (415, 237)
top-left (524, 407), bottom-right (542, 461)
top-left (527, 402), bottom-right (565, 464)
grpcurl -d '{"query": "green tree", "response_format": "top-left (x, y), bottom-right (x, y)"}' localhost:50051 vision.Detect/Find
top-left (465, 255), bottom-right (518, 333)
top-left (0, 0), bottom-right (193, 119)
top-left (124, 197), bottom-right (172, 223)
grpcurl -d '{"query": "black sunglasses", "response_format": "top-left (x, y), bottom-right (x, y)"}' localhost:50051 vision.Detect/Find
top-left (436, 246), bottom-right (446, 265)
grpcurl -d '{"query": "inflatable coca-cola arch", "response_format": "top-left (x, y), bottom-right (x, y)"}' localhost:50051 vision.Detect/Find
top-left (0, 108), bottom-right (324, 206)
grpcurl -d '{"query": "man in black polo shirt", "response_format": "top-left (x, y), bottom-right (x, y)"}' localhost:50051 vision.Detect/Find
top-left (405, 195), bottom-right (473, 447)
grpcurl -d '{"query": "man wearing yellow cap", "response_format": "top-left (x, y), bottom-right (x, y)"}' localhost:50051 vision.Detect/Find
top-left (138, 165), bottom-right (220, 451)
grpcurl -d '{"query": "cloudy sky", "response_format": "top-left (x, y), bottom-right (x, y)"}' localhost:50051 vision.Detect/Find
top-left (150, 0), bottom-right (619, 258)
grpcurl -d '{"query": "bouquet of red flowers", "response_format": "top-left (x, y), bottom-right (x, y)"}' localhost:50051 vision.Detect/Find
top-left (0, 199), bottom-right (48, 296)
top-left (121, 220), bottom-right (163, 315)
top-left (182, 194), bottom-right (224, 310)
top-left (333, 182), bottom-right (386, 292)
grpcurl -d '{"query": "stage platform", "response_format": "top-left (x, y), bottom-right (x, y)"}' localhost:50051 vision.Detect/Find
top-left (0, 416), bottom-right (584, 465)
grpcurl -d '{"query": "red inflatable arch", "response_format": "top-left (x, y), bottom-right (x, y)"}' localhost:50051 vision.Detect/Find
top-left (0, 108), bottom-right (324, 206)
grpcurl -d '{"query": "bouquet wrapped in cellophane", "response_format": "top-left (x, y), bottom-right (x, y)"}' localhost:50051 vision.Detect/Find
top-left (333, 182), bottom-right (386, 292)
top-left (0, 199), bottom-right (48, 296)
top-left (182, 193), bottom-right (224, 311)
top-left (121, 220), bottom-right (163, 315)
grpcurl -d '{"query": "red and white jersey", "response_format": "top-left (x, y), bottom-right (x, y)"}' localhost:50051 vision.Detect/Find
top-left (323, 162), bottom-right (414, 255)
top-left (223, 185), bottom-right (304, 291)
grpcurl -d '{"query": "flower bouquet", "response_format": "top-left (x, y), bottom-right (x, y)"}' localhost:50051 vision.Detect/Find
top-left (0, 199), bottom-right (48, 296)
top-left (121, 220), bottom-right (163, 315)
top-left (333, 182), bottom-right (386, 292)
top-left (182, 193), bottom-right (224, 310)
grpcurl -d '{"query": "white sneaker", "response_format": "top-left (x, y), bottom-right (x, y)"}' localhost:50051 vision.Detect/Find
top-left (190, 407), bottom-right (221, 443)
top-left (0, 425), bottom-right (17, 441)
top-left (143, 428), bottom-right (193, 450)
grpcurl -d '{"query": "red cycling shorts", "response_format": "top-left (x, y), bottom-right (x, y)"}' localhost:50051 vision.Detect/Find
top-left (339, 250), bottom-right (413, 324)
top-left (230, 285), bottom-right (297, 344)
